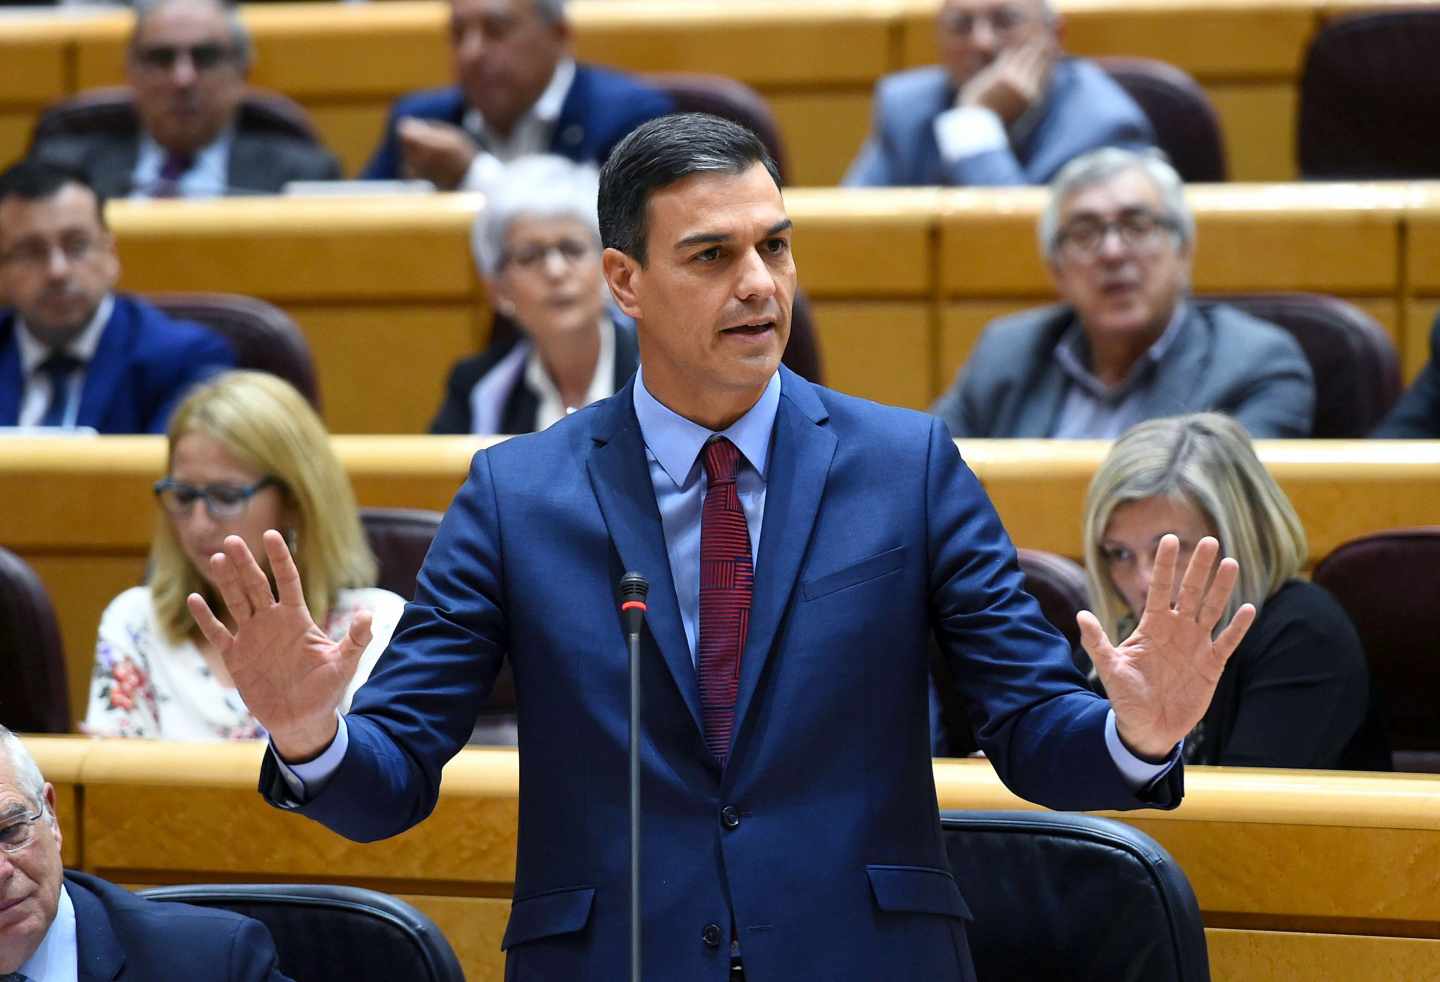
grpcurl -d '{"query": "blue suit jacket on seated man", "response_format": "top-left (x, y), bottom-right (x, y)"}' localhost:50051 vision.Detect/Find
top-left (0, 294), bottom-right (235, 433)
top-left (360, 64), bottom-right (675, 181)
top-left (844, 59), bottom-right (1154, 187)
top-left (198, 114), bottom-right (1252, 982)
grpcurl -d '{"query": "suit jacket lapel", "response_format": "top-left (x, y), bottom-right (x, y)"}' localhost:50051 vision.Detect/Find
top-left (67, 875), bottom-right (125, 981)
top-left (550, 65), bottom-right (590, 158)
top-left (76, 299), bottom-right (128, 431)
top-left (1134, 303), bottom-right (1206, 421)
top-left (586, 379), bottom-right (705, 734)
top-left (0, 318), bottom-right (22, 425)
top-left (1013, 307), bottom-right (1078, 437)
top-left (731, 369), bottom-right (836, 756)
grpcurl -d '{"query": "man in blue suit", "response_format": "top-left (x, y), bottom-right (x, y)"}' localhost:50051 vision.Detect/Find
top-left (0, 726), bottom-right (290, 981)
top-left (845, 0), bottom-right (1154, 187)
top-left (0, 161), bottom-right (234, 434)
top-left (194, 115), bottom-right (1254, 981)
top-left (360, 0), bottom-right (673, 190)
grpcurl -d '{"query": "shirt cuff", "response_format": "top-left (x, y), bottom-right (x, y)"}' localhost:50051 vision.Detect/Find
top-left (1104, 708), bottom-right (1181, 790)
top-left (932, 105), bottom-right (1009, 163)
top-left (460, 150), bottom-right (506, 193)
top-left (273, 712), bottom-right (349, 800)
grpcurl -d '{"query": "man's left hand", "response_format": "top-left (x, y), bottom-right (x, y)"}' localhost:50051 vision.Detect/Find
top-left (1078, 534), bottom-right (1256, 760)
top-left (397, 117), bottom-right (479, 190)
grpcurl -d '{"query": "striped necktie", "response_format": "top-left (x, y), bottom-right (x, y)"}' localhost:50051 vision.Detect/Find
top-left (696, 436), bottom-right (753, 767)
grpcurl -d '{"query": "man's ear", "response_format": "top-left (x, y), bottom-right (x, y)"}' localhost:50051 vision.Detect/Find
top-left (43, 782), bottom-right (60, 851)
top-left (602, 247), bottom-right (644, 320)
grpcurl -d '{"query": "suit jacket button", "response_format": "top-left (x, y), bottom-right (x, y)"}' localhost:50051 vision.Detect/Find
top-left (702, 923), bottom-right (723, 948)
top-left (720, 805), bottom-right (741, 830)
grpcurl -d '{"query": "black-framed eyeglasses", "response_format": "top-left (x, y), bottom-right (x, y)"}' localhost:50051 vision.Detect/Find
top-left (502, 238), bottom-right (594, 271)
top-left (1054, 209), bottom-right (1180, 261)
top-left (132, 42), bottom-right (237, 73)
top-left (153, 476), bottom-right (279, 519)
top-left (0, 805), bottom-right (45, 855)
top-left (938, 4), bottom-right (1034, 38)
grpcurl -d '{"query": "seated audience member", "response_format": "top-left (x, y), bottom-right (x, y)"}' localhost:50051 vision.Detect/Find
top-left (844, 0), bottom-right (1153, 187)
top-left (0, 725), bottom-right (292, 980)
top-left (1085, 413), bottom-right (1384, 768)
top-left (361, 0), bottom-right (673, 189)
top-left (30, 0), bottom-right (340, 198)
top-left (932, 148), bottom-right (1314, 438)
top-left (85, 371), bottom-right (404, 740)
top-left (1373, 310), bottom-right (1440, 437)
top-left (0, 161), bottom-right (234, 433)
top-left (430, 155), bottom-right (636, 433)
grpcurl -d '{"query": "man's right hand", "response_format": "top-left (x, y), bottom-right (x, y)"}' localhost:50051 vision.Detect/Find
top-left (958, 38), bottom-right (1057, 125)
top-left (187, 530), bottom-right (371, 763)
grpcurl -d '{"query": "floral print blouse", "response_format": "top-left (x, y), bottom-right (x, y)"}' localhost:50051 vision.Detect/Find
top-left (85, 586), bottom-right (405, 740)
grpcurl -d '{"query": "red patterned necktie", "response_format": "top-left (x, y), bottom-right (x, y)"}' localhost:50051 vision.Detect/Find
top-left (697, 437), bottom-right (753, 766)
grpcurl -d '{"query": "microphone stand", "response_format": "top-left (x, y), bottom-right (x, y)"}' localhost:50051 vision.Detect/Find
top-left (619, 572), bottom-right (650, 982)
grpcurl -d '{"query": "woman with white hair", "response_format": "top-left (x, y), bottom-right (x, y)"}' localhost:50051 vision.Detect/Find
top-left (1083, 412), bottom-right (1386, 768)
top-left (430, 154), bottom-right (638, 434)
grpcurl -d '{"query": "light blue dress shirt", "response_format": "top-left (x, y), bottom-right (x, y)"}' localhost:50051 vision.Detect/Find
top-left (17, 882), bottom-right (77, 982)
top-left (130, 131), bottom-right (234, 198)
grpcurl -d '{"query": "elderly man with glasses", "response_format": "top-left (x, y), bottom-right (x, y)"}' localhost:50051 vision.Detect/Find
top-left (30, 0), bottom-right (340, 198)
top-left (0, 160), bottom-right (234, 434)
top-left (932, 147), bottom-right (1314, 438)
top-left (845, 0), bottom-right (1154, 187)
top-left (0, 725), bottom-right (291, 980)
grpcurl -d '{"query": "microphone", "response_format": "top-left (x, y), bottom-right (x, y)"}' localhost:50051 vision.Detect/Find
top-left (617, 571), bottom-right (648, 982)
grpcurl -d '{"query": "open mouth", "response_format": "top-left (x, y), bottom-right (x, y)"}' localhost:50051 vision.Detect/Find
top-left (720, 320), bottom-right (775, 337)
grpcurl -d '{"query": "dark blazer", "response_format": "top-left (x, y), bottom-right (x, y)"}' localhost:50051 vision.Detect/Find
top-left (844, 59), bottom-right (1154, 187)
top-left (1373, 310), bottom-right (1440, 437)
top-left (30, 130), bottom-right (341, 198)
top-left (0, 293), bottom-right (235, 433)
top-left (429, 320), bottom-right (640, 434)
top-left (360, 63), bottom-right (675, 180)
top-left (931, 301), bottom-right (1316, 438)
top-left (65, 870), bottom-right (290, 981)
top-left (261, 367), bottom-right (1181, 982)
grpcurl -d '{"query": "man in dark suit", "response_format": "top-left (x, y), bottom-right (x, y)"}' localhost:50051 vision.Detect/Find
top-left (0, 161), bottom-right (234, 433)
top-left (0, 726), bottom-right (290, 981)
top-left (193, 115), bottom-right (1255, 981)
top-left (1373, 311), bottom-right (1440, 437)
top-left (845, 0), bottom-right (1154, 187)
top-left (360, 0), bottom-right (673, 189)
top-left (933, 146), bottom-right (1314, 438)
top-left (29, 0), bottom-right (340, 198)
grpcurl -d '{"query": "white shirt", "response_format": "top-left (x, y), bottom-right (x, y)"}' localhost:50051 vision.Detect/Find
top-left (17, 881), bottom-right (78, 982)
top-left (525, 315), bottom-right (616, 432)
top-left (460, 58), bottom-right (577, 192)
top-left (130, 130), bottom-right (234, 199)
top-left (15, 294), bottom-right (113, 428)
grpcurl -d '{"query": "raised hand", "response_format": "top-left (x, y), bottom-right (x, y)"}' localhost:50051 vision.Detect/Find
top-left (187, 529), bottom-right (372, 761)
top-left (1077, 534), bottom-right (1256, 760)
top-left (958, 37), bottom-right (1057, 125)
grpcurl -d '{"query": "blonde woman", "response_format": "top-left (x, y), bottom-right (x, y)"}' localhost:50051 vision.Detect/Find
top-left (85, 371), bottom-right (404, 739)
top-left (1084, 413), bottom-right (1384, 768)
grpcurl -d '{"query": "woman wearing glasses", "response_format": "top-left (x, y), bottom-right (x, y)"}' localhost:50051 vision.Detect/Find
top-left (83, 370), bottom-right (404, 739)
top-left (1082, 412), bottom-right (1388, 769)
top-left (429, 154), bottom-right (639, 434)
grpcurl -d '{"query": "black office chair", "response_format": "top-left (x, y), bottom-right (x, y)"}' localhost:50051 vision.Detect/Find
top-left (942, 810), bottom-right (1210, 982)
top-left (1097, 56), bottom-right (1228, 183)
top-left (0, 546), bottom-right (71, 733)
top-left (138, 883), bottom-right (464, 982)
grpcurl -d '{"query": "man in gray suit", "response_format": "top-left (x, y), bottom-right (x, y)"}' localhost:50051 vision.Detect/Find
top-left (30, 0), bottom-right (339, 199)
top-left (932, 147), bottom-right (1314, 438)
top-left (844, 0), bottom-right (1154, 187)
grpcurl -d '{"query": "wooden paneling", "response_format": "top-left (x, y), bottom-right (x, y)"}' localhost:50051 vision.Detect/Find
top-left (808, 301), bottom-right (933, 408)
top-left (0, 19), bottom-right (76, 106)
top-left (938, 300), bottom-right (1034, 398)
top-left (1206, 929), bottom-right (1440, 981)
top-left (1404, 302), bottom-right (1438, 384)
top-left (400, 895), bottom-right (510, 982)
top-left (24, 736), bottom-right (88, 868)
top-left (785, 188), bottom-right (938, 298)
top-left (1207, 82), bottom-right (1299, 183)
top-left (769, 91), bottom-right (877, 188)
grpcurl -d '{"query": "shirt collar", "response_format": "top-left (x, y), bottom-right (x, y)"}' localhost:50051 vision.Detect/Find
top-left (134, 129), bottom-right (234, 193)
top-left (523, 314), bottom-right (616, 428)
top-left (16, 294), bottom-right (115, 376)
top-left (19, 880), bottom-right (76, 981)
top-left (632, 367), bottom-right (780, 489)
top-left (1055, 300), bottom-right (1188, 399)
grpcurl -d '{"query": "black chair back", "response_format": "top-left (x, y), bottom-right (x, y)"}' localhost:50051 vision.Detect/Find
top-left (138, 883), bottom-right (464, 982)
top-left (1097, 56), bottom-right (1228, 182)
top-left (942, 810), bottom-right (1210, 982)
top-left (0, 546), bottom-right (71, 733)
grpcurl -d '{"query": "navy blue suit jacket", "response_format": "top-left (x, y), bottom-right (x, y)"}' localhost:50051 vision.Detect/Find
top-left (65, 871), bottom-right (289, 981)
top-left (0, 294), bottom-right (235, 434)
top-left (262, 368), bottom-right (1180, 981)
top-left (360, 64), bottom-right (675, 180)
top-left (1374, 310), bottom-right (1440, 437)
top-left (844, 59), bottom-right (1154, 187)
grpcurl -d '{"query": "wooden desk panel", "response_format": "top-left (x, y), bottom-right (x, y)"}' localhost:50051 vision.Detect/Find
top-left (809, 300), bottom-right (934, 409)
top-left (786, 188), bottom-right (939, 298)
top-left (25, 735), bottom-right (88, 868)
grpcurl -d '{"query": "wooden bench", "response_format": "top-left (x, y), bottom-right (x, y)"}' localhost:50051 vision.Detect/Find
top-left (21, 737), bottom-right (1440, 981)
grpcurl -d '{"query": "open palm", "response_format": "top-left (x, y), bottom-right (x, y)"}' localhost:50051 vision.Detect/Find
top-left (187, 530), bottom-right (371, 759)
top-left (1078, 535), bottom-right (1256, 760)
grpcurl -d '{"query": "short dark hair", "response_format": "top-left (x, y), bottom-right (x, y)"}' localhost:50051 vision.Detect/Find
top-left (0, 159), bottom-right (107, 227)
top-left (598, 113), bottom-right (781, 266)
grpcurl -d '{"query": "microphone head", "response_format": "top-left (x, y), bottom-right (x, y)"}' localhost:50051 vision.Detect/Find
top-left (619, 571), bottom-right (650, 601)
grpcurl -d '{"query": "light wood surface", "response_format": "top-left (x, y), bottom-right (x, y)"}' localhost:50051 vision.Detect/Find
top-left (15, 738), bottom-right (1440, 981)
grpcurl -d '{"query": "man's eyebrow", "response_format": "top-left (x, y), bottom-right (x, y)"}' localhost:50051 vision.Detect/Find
top-left (674, 219), bottom-right (793, 251)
